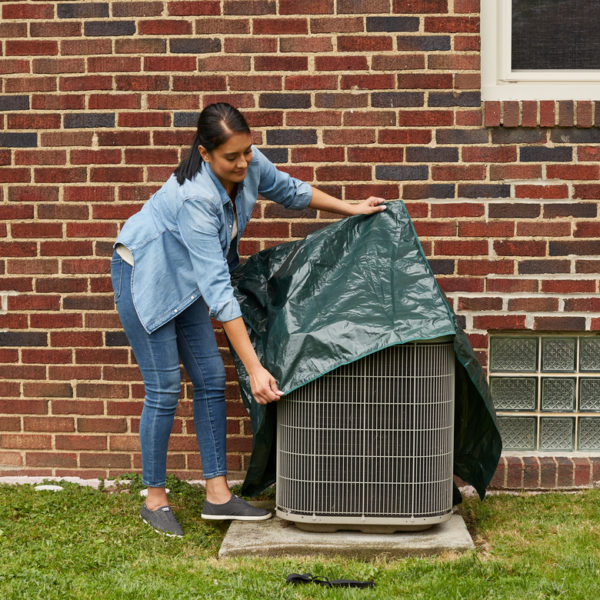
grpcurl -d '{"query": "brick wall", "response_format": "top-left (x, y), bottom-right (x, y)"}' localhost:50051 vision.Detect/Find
top-left (1, 0), bottom-right (599, 487)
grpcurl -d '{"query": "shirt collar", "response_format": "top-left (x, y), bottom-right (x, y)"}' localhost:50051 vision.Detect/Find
top-left (205, 163), bottom-right (244, 205)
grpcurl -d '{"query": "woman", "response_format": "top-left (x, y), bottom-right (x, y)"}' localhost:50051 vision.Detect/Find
top-left (111, 103), bottom-right (385, 537)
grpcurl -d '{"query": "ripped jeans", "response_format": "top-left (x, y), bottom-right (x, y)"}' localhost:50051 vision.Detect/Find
top-left (110, 251), bottom-right (227, 487)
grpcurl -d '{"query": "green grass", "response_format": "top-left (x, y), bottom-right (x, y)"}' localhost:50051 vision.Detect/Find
top-left (1, 475), bottom-right (600, 599)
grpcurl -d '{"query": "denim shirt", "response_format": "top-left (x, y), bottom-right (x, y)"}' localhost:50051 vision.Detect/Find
top-left (114, 146), bottom-right (312, 333)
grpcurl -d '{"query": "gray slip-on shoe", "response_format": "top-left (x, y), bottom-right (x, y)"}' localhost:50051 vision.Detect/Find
top-left (201, 494), bottom-right (272, 521)
top-left (140, 504), bottom-right (184, 537)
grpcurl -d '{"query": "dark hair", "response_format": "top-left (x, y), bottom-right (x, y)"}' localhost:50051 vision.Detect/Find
top-left (173, 103), bottom-right (251, 185)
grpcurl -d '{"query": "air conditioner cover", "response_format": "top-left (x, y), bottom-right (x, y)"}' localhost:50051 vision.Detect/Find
top-left (230, 200), bottom-right (502, 499)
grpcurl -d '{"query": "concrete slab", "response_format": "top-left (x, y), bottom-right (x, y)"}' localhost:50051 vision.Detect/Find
top-left (219, 510), bottom-right (474, 559)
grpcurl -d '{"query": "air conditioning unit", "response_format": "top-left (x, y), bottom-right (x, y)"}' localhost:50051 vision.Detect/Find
top-left (276, 337), bottom-right (455, 533)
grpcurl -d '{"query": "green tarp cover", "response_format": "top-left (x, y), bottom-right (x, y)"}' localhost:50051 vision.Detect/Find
top-left (230, 201), bottom-right (502, 499)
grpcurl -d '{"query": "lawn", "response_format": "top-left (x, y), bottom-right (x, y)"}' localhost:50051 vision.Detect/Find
top-left (1, 475), bottom-right (599, 599)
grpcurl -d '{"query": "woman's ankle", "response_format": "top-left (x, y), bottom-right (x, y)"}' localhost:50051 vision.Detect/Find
top-left (145, 486), bottom-right (169, 510)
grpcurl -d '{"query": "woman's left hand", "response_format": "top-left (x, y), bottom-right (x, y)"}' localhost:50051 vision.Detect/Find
top-left (352, 196), bottom-right (387, 215)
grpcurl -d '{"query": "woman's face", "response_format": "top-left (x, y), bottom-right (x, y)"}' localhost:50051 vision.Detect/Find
top-left (200, 132), bottom-right (253, 193)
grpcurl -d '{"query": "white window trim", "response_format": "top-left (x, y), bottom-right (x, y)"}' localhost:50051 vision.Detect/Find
top-left (481, 0), bottom-right (600, 101)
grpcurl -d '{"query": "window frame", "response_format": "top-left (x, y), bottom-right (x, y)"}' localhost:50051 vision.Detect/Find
top-left (481, 0), bottom-right (600, 101)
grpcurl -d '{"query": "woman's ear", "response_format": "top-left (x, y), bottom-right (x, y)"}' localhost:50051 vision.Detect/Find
top-left (198, 145), bottom-right (210, 163)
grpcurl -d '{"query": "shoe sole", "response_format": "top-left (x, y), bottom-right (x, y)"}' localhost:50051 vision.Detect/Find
top-left (201, 512), bottom-right (273, 521)
top-left (140, 514), bottom-right (184, 537)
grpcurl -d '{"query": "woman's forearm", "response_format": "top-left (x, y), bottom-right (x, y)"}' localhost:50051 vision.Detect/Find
top-left (222, 317), bottom-right (261, 373)
top-left (308, 186), bottom-right (386, 216)
top-left (222, 316), bottom-right (282, 403)
top-left (308, 186), bottom-right (359, 216)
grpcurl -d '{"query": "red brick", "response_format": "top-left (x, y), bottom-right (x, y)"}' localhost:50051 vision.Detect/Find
top-left (435, 240), bottom-right (488, 255)
top-left (68, 149), bottom-right (120, 165)
top-left (462, 146), bottom-right (516, 163)
top-left (315, 165), bottom-right (371, 181)
top-left (515, 185), bottom-right (569, 199)
top-left (32, 58), bottom-right (85, 74)
top-left (138, 19), bottom-right (192, 35)
top-left (507, 297), bottom-right (559, 312)
top-left (59, 75), bottom-right (113, 92)
top-left (573, 458), bottom-right (591, 487)
top-left (494, 240), bottom-right (546, 257)
top-left (486, 279), bottom-right (538, 293)
top-left (484, 101), bottom-right (500, 127)
top-left (285, 75), bottom-right (338, 90)
top-left (576, 101), bottom-right (593, 128)
top-left (197, 56), bottom-right (250, 72)
top-left (541, 279), bottom-right (595, 293)
top-left (34, 168), bottom-right (87, 184)
top-left (473, 315), bottom-right (527, 330)
top-left (431, 203), bottom-right (484, 218)
top-left (432, 165), bottom-right (485, 180)
top-left (398, 110), bottom-right (453, 126)
top-left (22, 349), bottom-right (72, 364)
top-left (393, 0), bottom-right (448, 11)
top-left (505, 456), bottom-right (523, 488)
top-left (534, 317), bottom-right (586, 331)
top-left (0, 435), bottom-right (51, 450)
top-left (5, 76), bottom-right (57, 93)
top-left (547, 165), bottom-right (599, 180)
top-left (169, 1), bottom-right (220, 15)
top-left (6, 40), bottom-right (58, 56)
top-left (454, 35), bottom-right (479, 51)
top-left (229, 75), bottom-right (281, 91)
top-left (398, 73), bottom-right (453, 89)
top-left (90, 167), bottom-right (144, 183)
top-left (225, 37), bottom-right (277, 53)
top-left (56, 435), bottom-right (107, 451)
top-left (0, 417), bottom-right (21, 431)
top-left (280, 0), bottom-right (334, 14)
top-left (428, 54), bottom-right (479, 71)
top-left (522, 456), bottom-right (540, 489)
top-left (502, 101), bottom-right (520, 127)
top-left (27, 453), bottom-right (76, 468)
top-left (338, 36), bottom-right (393, 52)
top-left (490, 164), bottom-right (542, 180)
top-left (340, 74), bottom-right (395, 90)
top-left (14, 150), bottom-right (67, 166)
top-left (23, 382), bottom-right (72, 398)
top-left (0, 452), bottom-right (22, 467)
top-left (517, 222), bottom-right (571, 237)
top-left (253, 17), bottom-right (308, 34)
top-left (573, 184), bottom-right (600, 199)
top-left (379, 129), bottom-right (432, 144)
top-left (30, 21), bottom-right (81, 37)
top-left (115, 75), bottom-right (170, 92)
top-left (61, 39), bottom-right (112, 56)
top-left (425, 16), bottom-right (479, 33)
top-left (458, 222), bottom-right (514, 237)
top-left (23, 417), bottom-right (74, 432)
top-left (564, 298), bottom-right (600, 312)
top-left (372, 55), bottom-right (425, 70)
top-left (280, 37), bottom-right (333, 53)
top-left (540, 101), bottom-right (556, 127)
top-left (315, 55), bottom-right (367, 71)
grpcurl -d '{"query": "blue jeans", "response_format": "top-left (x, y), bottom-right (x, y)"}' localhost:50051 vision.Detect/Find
top-left (110, 251), bottom-right (227, 487)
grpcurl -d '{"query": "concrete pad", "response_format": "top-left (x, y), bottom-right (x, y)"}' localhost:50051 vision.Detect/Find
top-left (219, 511), bottom-right (474, 559)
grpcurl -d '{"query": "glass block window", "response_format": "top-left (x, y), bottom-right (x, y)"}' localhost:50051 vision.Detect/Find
top-left (490, 335), bottom-right (600, 452)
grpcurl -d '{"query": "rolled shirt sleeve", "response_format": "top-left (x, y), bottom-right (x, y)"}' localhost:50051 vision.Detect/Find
top-left (177, 194), bottom-right (242, 323)
top-left (253, 147), bottom-right (313, 210)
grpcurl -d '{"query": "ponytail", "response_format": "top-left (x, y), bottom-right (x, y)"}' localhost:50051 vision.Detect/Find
top-left (174, 134), bottom-right (203, 186)
top-left (173, 103), bottom-right (251, 186)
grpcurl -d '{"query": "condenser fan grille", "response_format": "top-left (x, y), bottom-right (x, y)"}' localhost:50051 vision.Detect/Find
top-left (276, 339), bottom-right (455, 528)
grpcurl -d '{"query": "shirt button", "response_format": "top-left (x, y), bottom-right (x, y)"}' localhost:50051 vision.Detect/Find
top-left (191, 295), bottom-right (195, 299)
top-left (173, 309), bottom-right (178, 313)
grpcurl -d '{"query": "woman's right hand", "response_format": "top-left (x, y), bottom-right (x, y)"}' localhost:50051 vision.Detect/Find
top-left (248, 365), bottom-right (284, 404)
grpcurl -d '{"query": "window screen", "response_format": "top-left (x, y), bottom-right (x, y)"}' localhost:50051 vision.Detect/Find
top-left (512, 0), bottom-right (600, 70)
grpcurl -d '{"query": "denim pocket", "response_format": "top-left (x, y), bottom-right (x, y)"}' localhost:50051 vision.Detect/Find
top-left (110, 254), bottom-right (123, 300)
